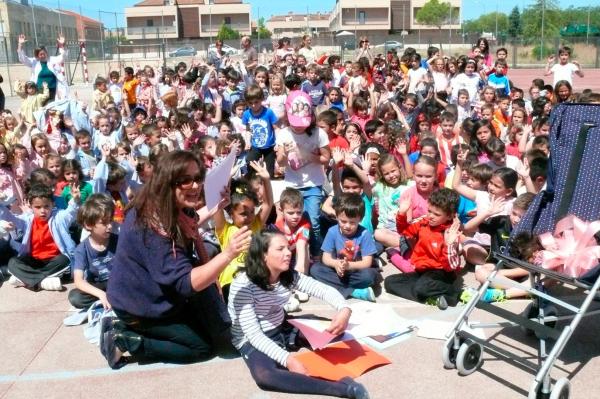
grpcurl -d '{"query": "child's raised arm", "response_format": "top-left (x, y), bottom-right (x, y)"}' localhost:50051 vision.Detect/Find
top-left (452, 149), bottom-right (477, 201)
top-left (463, 195), bottom-right (506, 234)
top-left (249, 159), bottom-right (273, 226)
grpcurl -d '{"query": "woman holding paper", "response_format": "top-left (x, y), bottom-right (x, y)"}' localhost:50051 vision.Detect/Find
top-left (100, 151), bottom-right (252, 368)
top-left (228, 230), bottom-right (370, 398)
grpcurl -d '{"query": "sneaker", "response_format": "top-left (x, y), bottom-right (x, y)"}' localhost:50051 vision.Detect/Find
top-left (351, 287), bottom-right (376, 302)
top-left (342, 377), bottom-right (370, 399)
top-left (481, 288), bottom-right (506, 303)
top-left (460, 288), bottom-right (506, 304)
top-left (459, 287), bottom-right (478, 304)
top-left (424, 296), bottom-right (448, 310)
top-left (284, 296), bottom-right (301, 313)
top-left (40, 277), bottom-right (62, 291)
top-left (100, 317), bottom-right (126, 369)
top-left (436, 296), bottom-right (448, 310)
top-left (8, 275), bottom-right (25, 287)
top-left (374, 257), bottom-right (385, 271)
top-left (295, 291), bottom-right (309, 303)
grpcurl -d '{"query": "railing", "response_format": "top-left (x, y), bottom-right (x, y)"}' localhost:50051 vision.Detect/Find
top-left (200, 23), bottom-right (250, 33)
top-left (341, 18), bottom-right (389, 26)
top-left (127, 26), bottom-right (177, 35)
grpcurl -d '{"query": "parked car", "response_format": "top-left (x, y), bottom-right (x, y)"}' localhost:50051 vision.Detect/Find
top-left (207, 43), bottom-right (239, 56)
top-left (375, 40), bottom-right (404, 52)
top-left (168, 46), bottom-right (197, 57)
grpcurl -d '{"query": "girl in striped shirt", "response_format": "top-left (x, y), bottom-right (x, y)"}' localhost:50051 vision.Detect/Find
top-left (228, 230), bottom-right (369, 399)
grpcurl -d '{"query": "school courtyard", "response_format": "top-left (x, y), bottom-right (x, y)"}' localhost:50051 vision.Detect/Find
top-left (2, 262), bottom-right (600, 399)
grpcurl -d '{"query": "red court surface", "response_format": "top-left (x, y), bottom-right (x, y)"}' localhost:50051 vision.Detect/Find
top-left (509, 68), bottom-right (600, 93)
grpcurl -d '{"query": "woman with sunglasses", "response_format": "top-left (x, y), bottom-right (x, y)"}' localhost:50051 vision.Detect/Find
top-left (101, 151), bottom-right (252, 369)
top-left (354, 36), bottom-right (374, 65)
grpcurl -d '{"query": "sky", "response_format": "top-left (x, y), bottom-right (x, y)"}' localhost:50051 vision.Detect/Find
top-left (28, 0), bottom-right (594, 29)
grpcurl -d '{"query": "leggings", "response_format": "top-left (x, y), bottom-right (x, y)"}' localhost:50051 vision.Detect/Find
top-left (239, 342), bottom-right (352, 397)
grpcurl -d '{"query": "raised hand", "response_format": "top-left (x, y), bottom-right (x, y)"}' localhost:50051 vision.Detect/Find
top-left (488, 195), bottom-right (507, 216)
top-left (18, 34), bottom-right (26, 45)
top-left (343, 151), bottom-right (355, 167)
top-left (57, 34), bottom-right (65, 46)
top-left (396, 140), bottom-right (407, 156)
top-left (181, 123), bottom-right (193, 139)
top-left (444, 217), bottom-right (461, 245)
top-left (360, 154), bottom-right (372, 173)
top-left (100, 143), bottom-right (111, 159)
top-left (331, 147), bottom-right (344, 165)
top-left (70, 182), bottom-right (81, 203)
top-left (349, 136), bottom-right (361, 152)
top-left (456, 147), bottom-right (469, 166)
top-left (249, 159), bottom-right (269, 180)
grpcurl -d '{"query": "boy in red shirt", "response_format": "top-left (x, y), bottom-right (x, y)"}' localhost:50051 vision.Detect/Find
top-left (384, 188), bottom-right (462, 309)
top-left (6, 183), bottom-right (81, 291)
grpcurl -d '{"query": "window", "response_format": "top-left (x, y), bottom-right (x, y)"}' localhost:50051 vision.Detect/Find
top-left (147, 19), bottom-right (154, 27)
top-left (224, 17), bottom-right (231, 25)
top-left (358, 11), bottom-right (365, 25)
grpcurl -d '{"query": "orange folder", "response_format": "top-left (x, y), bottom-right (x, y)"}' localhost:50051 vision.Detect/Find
top-left (294, 339), bottom-right (391, 381)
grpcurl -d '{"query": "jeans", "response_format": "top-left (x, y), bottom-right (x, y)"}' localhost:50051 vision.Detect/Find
top-left (298, 185), bottom-right (324, 257)
top-left (310, 262), bottom-right (378, 298)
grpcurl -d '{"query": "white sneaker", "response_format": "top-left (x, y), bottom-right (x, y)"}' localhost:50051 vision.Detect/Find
top-left (8, 275), bottom-right (25, 287)
top-left (284, 296), bottom-right (301, 313)
top-left (40, 277), bottom-right (62, 291)
top-left (295, 291), bottom-right (309, 303)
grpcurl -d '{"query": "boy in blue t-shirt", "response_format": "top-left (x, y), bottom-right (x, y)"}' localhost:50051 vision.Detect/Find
top-left (310, 193), bottom-right (379, 301)
top-left (242, 84), bottom-right (279, 177)
top-left (68, 193), bottom-right (118, 309)
top-left (222, 68), bottom-right (244, 114)
top-left (487, 59), bottom-right (511, 97)
top-left (301, 64), bottom-right (327, 107)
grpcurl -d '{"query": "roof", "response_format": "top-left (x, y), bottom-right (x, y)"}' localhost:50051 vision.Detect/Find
top-left (267, 12), bottom-right (331, 23)
top-left (58, 10), bottom-right (103, 26)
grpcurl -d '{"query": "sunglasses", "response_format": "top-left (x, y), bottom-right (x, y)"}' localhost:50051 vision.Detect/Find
top-left (175, 174), bottom-right (203, 189)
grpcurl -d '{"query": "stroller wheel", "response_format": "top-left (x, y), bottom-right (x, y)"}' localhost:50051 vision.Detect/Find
top-left (456, 339), bottom-right (483, 376)
top-left (442, 338), bottom-right (459, 369)
top-left (549, 378), bottom-right (570, 399)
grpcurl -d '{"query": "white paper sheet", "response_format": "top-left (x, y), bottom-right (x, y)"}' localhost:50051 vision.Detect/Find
top-left (204, 151), bottom-right (237, 210)
top-left (415, 319), bottom-right (486, 341)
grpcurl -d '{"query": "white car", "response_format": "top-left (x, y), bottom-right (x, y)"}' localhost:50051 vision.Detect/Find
top-left (375, 40), bottom-right (404, 52)
top-left (208, 43), bottom-right (239, 56)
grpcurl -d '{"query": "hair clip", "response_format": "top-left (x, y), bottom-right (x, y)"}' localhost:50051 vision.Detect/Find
top-left (235, 186), bottom-right (246, 194)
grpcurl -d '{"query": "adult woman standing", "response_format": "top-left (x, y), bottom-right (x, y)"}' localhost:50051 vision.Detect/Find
top-left (475, 37), bottom-right (492, 68)
top-left (229, 230), bottom-right (369, 398)
top-left (207, 39), bottom-right (227, 70)
top-left (297, 35), bottom-right (317, 64)
top-left (17, 34), bottom-right (68, 102)
top-left (101, 151), bottom-right (252, 368)
top-left (354, 36), bottom-right (374, 65)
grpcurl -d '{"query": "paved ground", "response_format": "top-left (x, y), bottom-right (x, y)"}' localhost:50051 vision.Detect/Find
top-left (1, 263), bottom-right (600, 399)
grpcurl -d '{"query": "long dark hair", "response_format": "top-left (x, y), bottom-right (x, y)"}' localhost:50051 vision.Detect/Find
top-left (244, 230), bottom-right (294, 291)
top-left (130, 150), bottom-right (205, 246)
top-left (469, 118), bottom-right (494, 156)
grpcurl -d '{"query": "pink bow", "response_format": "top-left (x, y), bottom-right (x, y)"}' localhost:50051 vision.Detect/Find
top-left (539, 215), bottom-right (600, 277)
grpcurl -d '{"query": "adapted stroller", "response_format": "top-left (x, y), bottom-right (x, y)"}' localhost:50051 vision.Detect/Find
top-left (441, 103), bottom-right (600, 399)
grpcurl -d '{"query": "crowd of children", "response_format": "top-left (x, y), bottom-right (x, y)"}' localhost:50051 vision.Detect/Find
top-left (1, 33), bottom-right (598, 397)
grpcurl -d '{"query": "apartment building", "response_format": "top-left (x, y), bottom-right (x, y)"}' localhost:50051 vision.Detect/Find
top-left (58, 10), bottom-right (103, 42)
top-left (0, 0), bottom-right (79, 63)
top-left (266, 12), bottom-right (331, 39)
top-left (329, 0), bottom-right (461, 36)
top-left (124, 0), bottom-right (251, 40)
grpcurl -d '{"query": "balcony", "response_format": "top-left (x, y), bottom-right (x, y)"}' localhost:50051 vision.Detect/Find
top-left (127, 26), bottom-right (177, 36)
top-left (200, 23), bottom-right (249, 33)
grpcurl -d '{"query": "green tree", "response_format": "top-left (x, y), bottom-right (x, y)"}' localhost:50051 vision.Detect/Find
top-left (416, 0), bottom-right (452, 49)
top-left (463, 12), bottom-right (508, 35)
top-left (522, 0), bottom-right (561, 40)
top-left (216, 23), bottom-right (240, 40)
top-left (254, 17), bottom-right (272, 39)
top-left (507, 6), bottom-right (522, 38)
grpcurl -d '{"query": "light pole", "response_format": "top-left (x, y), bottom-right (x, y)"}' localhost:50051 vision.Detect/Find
top-left (541, 0), bottom-right (545, 60)
top-left (31, 0), bottom-right (39, 46)
top-left (495, 0), bottom-right (498, 44)
top-left (0, 13), bottom-right (13, 95)
top-left (587, 6), bottom-right (591, 45)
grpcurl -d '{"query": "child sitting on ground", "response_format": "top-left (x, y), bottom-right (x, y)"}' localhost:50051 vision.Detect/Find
top-left (272, 187), bottom-right (311, 311)
top-left (384, 188), bottom-right (462, 310)
top-left (310, 192), bottom-right (379, 302)
top-left (463, 192), bottom-right (537, 302)
top-left (68, 193), bottom-right (118, 309)
top-left (5, 183), bottom-right (81, 291)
